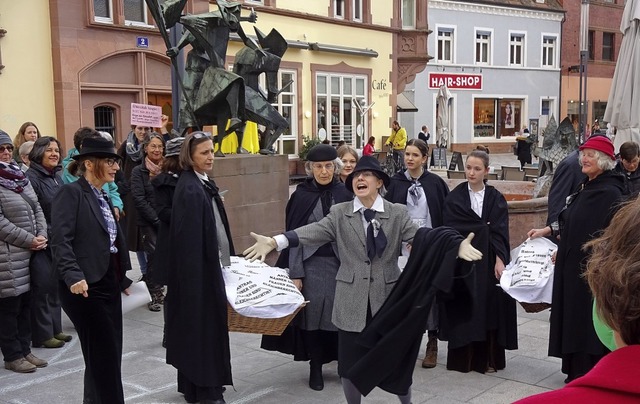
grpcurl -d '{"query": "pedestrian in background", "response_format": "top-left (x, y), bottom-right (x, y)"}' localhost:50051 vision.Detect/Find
top-left (386, 120), bottom-right (407, 172)
top-left (12, 122), bottom-right (41, 163)
top-left (0, 129), bottom-right (49, 373)
top-left (52, 137), bottom-right (132, 403)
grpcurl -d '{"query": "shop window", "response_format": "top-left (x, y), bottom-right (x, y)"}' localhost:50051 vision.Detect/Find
top-left (473, 99), bottom-right (496, 138)
top-left (542, 35), bottom-right (557, 68)
top-left (93, 0), bottom-right (113, 23)
top-left (509, 33), bottom-right (525, 66)
top-left (602, 32), bottom-right (615, 61)
top-left (94, 106), bottom-right (117, 138)
top-left (402, 0), bottom-right (415, 29)
top-left (592, 101), bottom-right (607, 124)
top-left (316, 73), bottom-right (367, 148)
top-left (475, 30), bottom-right (491, 65)
top-left (473, 98), bottom-right (523, 139)
top-left (437, 28), bottom-right (454, 63)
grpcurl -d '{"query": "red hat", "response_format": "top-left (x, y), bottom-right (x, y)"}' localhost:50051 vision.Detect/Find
top-left (579, 135), bottom-right (615, 160)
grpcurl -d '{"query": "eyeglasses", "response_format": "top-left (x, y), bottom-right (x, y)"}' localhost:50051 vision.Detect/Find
top-left (104, 158), bottom-right (121, 167)
top-left (312, 163), bottom-right (334, 171)
top-left (192, 132), bottom-right (213, 140)
top-left (0, 145), bottom-right (14, 153)
top-left (355, 171), bottom-right (376, 178)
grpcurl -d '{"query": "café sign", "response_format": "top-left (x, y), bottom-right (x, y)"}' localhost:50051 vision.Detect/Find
top-left (428, 72), bottom-right (482, 90)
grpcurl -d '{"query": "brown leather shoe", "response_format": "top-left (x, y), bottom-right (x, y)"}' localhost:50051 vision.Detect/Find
top-left (4, 358), bottom-right (36, 373)
top-left (421, 337), bottom-right (438, 368)
top-left (25, 353), bottom-right (48, 368)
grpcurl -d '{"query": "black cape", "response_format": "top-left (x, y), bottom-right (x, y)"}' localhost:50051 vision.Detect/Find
top-left (385, 169), bottom-right (449, 227)
top-left (261, 177), bottom-right (351, 358)
top-left (346, 227), bottom-right (469, 396)
top-left (150, 171), bottom-right (179, 285)
top-left (165, 170), bottom-right (235, 387)
top-left (549, 170), bottom-right (625, 359)
top-left (547, 150), bottom-right (584, 225)
top-left (440, 183), bottom-right (518, 351)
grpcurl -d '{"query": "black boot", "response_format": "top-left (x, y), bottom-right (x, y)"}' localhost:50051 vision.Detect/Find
top-left (308, 361), bottom-right (324, 391)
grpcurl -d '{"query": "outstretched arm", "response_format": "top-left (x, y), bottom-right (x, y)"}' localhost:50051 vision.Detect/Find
top-left (166, 31), bottom-right (192, 58)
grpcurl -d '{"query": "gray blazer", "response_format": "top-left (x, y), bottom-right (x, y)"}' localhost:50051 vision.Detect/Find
top-left (289, 199), bottom-right (418, 332)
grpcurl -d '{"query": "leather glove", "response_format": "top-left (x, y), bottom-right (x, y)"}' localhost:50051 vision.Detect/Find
top-left (457, 233), bottom-right (483, 261)
top-left (243, 232), bottom-right (276, 262)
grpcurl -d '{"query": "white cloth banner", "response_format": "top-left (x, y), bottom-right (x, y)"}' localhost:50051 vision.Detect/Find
top-left (500, 237), bottom-right (557, 304)
top-left (121, 281), bottom-right (152, 314)
top-left (222, 256), bottom-right (304, 318)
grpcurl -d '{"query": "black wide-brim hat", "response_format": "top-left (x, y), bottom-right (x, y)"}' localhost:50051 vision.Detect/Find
top-left (345, 155), bottom-right (390, 193)
top-left (72, 137), bottom-right (120, 160)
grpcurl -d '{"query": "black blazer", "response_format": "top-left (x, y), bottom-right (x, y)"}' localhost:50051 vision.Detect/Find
top-left (51, 176), bottom-right (132, 290)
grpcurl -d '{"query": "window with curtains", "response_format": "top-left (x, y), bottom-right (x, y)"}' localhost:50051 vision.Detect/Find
top-left (509, 33), bottom-right (525, 66)
top-left (437, 28), bottom-right (454, 63)
top-left (542, 35), bottom-right (557, 68)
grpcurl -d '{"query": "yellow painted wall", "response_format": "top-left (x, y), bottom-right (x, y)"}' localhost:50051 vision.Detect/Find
top-left (0, 2), bottom-right (56, 138)
top-left (561, 75), bottom-right (612, 124)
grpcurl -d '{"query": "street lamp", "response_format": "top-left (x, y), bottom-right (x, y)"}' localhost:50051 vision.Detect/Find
top-left (578, 0), bottom-right (590, 143)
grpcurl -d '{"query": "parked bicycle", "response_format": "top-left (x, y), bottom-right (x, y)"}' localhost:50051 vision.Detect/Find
top-left (382, 149), bottom-right (399, 176)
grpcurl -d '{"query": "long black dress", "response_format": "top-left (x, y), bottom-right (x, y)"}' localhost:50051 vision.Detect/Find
top-left (441, 182), bottom-right (518, 373)
top-left (166, 170), bottom-right (234, 402)
top-left (261, 178), bottom-right (351, 364)
top-left (549, 170), bottom-right (625, 381)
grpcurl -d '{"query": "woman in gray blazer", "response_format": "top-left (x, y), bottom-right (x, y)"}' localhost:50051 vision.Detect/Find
top-left (245, 156), bottom-right (481, 404)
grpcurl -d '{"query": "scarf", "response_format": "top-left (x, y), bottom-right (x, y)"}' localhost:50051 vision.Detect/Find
top-left (404, 169), bottom-right (424, 206)
top-left (145, 156), bottom-right (162, 178)
top-left (0, 161), bottom-right (30, 193)
top-left (125, 131), bottom-right (143, 163)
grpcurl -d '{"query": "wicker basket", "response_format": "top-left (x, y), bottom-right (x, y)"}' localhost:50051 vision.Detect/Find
top-left (227, 303), bottom-right (306, 336)
top-left (519, 302), bottom-right (551, 313)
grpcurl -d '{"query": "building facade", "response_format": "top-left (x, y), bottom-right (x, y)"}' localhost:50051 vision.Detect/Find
top-left (402, 0), bottom-right (564, 153)
top-left (559, 0), bottom-right (624, 127)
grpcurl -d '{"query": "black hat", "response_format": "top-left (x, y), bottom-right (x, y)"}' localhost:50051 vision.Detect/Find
top-left (345, 155), bottom-right (390, 193)
top-left (306, 144), bottom-right (337, 162)
top-left (72, 137), bottom-right (120, 160)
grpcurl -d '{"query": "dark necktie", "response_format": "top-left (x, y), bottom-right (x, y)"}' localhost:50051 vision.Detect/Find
top-left (363, 208), bottom-right (387, 260)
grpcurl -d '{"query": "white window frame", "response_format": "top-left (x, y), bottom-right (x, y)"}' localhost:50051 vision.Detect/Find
top-left (93, 0), bottom-right (114, 23)
top-left (124, 0), bottom-right (151, 27)
top-left (436, 25), bottom-right (455, 64)
top-left (245, 0), bottom-right (264, 4)
top-left (509, 31), bottom-right (526, 67)
top-left (474, 28), bottom-right (493, 65)
top-left (315, 72), bottom-right (368, 148)
top-left (352, 0), bottom-right (363, 22)
top-left (402, 0), bottom-right (416, 29)
top-left (334, 0), bottom-right (345, 19)
top-left (541, 33), bottom-right (558, 68)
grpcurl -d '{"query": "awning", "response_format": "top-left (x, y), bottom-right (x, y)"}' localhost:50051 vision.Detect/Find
top-left (397, 93), bottom-right (418, 112)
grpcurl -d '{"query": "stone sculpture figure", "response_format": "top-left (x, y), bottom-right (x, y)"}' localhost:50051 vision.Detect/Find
top-left (233, 28), bottom-right (290, 154)
top-left (165, 0), bottom-right (258, 155)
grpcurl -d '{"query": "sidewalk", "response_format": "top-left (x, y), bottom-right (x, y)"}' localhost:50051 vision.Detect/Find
top-left (0, 253), bottom-right (565, 404)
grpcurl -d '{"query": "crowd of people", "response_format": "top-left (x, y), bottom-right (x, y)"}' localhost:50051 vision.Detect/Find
top-left (0, 118), bottom-right (639, 403)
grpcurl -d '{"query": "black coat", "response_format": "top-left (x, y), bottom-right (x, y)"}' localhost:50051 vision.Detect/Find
top-left (385, 170), bottom-right (449, 228)
top-left (549, 170), bottom-right (625, 359)
top-left (614, 160), bottom-right (640, 197)
top-left (441, 183), bottom-right (517, 351)
top-left (165, 170), bottom-right (234, 388)
top-left (130, 165), bottom-right (159, 227)
top-left (51, 176), bottom-right (132, 290)
top-left (347, 227), bottom-right (467, 396)
top-left (26, 162), bottom-right (63, 234)
top-left (547, 150), bottom-right (584, 225)
top-left (117, 140), bottom-right (143, 251)
top-left (150, 171), bottom-right (179, 285)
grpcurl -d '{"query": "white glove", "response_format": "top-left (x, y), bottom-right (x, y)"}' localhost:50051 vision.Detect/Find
top-left (458, 233), bottom-right (483, 261)
top-left (243, 232), bottom-right (276, 262)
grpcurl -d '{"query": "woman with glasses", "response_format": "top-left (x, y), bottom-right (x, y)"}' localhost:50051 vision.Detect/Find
top-left (51, 137), bottom-right (132, 403)
top-left (384, 138), bottom-right (449, 369)
top-left (0, 130), bottom-right (48, 373)
top-left (244, 155), bottom-right (481, 404)
top-left (165, 132), bottom-right (234, 404)
top-left (130, 133), bottom-right (166, 312)
top-left (261, 144), bottom-right (351, 391)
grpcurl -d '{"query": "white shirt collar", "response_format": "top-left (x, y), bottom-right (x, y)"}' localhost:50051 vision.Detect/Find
top-left (194, 170), bottom-right (209, 183)
top-left (467, 183), bottom-right (485, 195)
top-left (353, 194), bottom-right (385, 213)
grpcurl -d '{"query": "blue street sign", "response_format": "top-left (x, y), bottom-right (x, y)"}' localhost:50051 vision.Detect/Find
top-left (137, 37), bottom-right (149, 48)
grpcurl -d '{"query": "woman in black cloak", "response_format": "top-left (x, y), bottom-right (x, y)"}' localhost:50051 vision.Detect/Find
top-left (441, 149), bottom-right (518, 373)
top-left (165, 132), bottom-right (234, 404)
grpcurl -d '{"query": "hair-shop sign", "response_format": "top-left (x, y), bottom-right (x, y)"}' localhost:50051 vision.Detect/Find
top-left (428, 73), bottom-right (482, 90)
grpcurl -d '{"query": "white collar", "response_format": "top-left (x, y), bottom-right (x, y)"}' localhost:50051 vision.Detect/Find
top-left (194, 170), bottom-right (209, 183)
top-left (467, 183), bottom-right (485, 194)
top-left (353, 194), bottom-right (385, 213)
